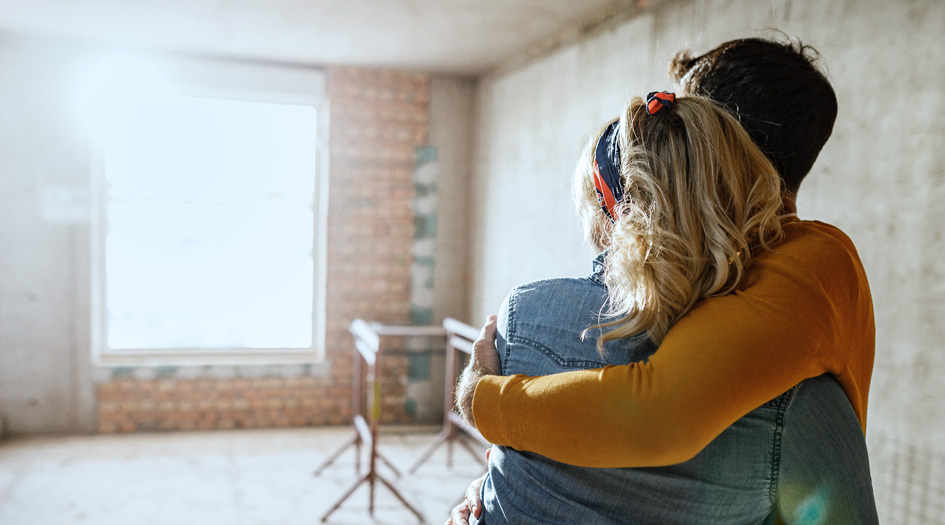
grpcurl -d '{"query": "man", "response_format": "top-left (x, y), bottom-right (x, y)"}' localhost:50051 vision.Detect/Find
top-left (448, 38), bottom-right (877, 524)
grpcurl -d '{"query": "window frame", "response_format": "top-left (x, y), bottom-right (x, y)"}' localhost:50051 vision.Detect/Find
top-left (90, 56), bottom-right (329, 366)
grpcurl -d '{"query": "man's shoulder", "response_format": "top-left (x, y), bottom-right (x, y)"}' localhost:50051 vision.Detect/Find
top-left (508, 275), bottom-right (602, 296)
top-left (506, 275), bottom-right (607, 311)
top-left (740, 219), bottom-right (872, 318)
top-left (784, 220), bottom-right (860, 253)
top-left (500, 276), bottom-right (647, 370)
top-left (501, 276), bottom-right (609, 336)
top-left (759, 219), bottom-right (867, 280)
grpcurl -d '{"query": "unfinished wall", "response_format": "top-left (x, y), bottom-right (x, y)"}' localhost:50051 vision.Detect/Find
top-left (406, 76), bottom-right (478, 423)
top-left (0, 33), bottom-right (475, 434)
top-left (429, 77), bottom-right (476, 327)
top-left (470, 0), bottom-right (945, 487)
top-left (0, 35), bottom-right (95, 434)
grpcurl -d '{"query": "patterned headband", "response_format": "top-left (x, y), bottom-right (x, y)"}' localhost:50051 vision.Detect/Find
top-left (592, 120), bottom-right (622, 222)
top-left (593, 92), bottom-right (677, 222)
top-left (646, 91), bottom-right (676, 115)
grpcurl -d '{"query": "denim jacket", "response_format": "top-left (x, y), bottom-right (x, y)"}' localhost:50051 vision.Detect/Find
top-left (476, 253), bottom-right (878, 525)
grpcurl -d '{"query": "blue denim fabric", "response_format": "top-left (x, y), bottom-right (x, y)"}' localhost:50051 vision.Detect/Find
top-left (474, 253), bottom-right (878, 525)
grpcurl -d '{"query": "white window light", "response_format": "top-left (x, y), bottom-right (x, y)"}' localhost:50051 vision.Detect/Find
top-left (82, 55), bottom-right (327, 365)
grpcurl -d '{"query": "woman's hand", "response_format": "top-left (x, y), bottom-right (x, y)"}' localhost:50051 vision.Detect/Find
top-left (455, 316), bottom-right (501, 427)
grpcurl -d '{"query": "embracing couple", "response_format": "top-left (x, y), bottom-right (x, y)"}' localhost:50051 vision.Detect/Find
top-left (447, 36), bottom-right (878, 525)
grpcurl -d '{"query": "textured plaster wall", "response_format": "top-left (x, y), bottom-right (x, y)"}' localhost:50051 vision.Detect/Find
top-left (0, 35), bottom-right (97, 434)
top-left (406, 76), bottom-right (477, 423)
top-left (470, 0), bottom-right (945, 455)
top-left (429, 77), bottom-right (476, 327)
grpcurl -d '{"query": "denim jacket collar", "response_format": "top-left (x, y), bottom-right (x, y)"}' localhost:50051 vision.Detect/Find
top-left (589, 252), bottom-right (606, 287)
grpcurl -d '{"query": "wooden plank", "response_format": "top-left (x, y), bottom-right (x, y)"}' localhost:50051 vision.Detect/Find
top-left (354, 337), bottom-right (377, 366)
top-left (349, 319), bottom-right (379, 353)
top-left (447, 411), bottom-right (491, 448)
top-left (449, 335), bottom-right (474, 355)
top-left (443, 317), bottom-right (480, 342)
top-left (353, 415), bottom-right (373, 449)
top-left (370, 323), bottom-right (447, 337)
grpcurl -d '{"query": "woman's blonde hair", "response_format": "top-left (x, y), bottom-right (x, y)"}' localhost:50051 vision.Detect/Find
top-left (574, 95), bottom-right (786, 350)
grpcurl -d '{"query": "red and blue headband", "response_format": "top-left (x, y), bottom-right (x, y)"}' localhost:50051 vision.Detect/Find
top-left (646, 91), bottom-right (676, 116)
top-left (592, 120), bottom-right (623, 222)
top-left (592, 91), bottom-right (676, 222)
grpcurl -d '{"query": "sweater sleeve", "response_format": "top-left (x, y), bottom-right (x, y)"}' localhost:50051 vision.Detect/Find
top-left (472, 221), bottom-right (872, 468)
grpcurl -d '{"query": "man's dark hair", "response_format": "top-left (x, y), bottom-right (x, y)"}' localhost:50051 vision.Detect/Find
top-left (669, 37), bottom-right (837, 196)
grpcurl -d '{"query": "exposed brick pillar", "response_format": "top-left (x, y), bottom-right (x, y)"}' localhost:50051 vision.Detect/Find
top-left (325, 67), bottom-right (431, 424)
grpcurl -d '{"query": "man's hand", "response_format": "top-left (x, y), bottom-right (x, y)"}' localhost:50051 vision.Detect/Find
top-left (444, 471), bottom-right (487, 525)
top-left (444, 449), bottom-right (491, 525)
top-left (455, 316), bottom-right (501, 428)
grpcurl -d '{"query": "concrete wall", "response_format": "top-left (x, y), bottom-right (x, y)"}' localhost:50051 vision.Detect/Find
top-left (0, 35), bottom-right (97, 434)
top-left (0, 34), bottom-right (475, 434)
top-left (430, 77), bottom-right (476, 327)
top-left (470, 0), bottom-right (945, 454)
top-left (404, 77), bottom-right (478, 423)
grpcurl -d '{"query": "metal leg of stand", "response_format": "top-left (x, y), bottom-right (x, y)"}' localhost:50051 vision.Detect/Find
top-left (320, 321), bottom-right (445, 523)
top-left (313, 433), bottom-right (361, 476)
top-left (406, 427), bottom-right (452, 474)
top-left (319, 471), bottom-right (371, 522)
top-left (376, 472), bottom-right (425, 522)
top-left (408, 428), bottom-right (490, 475)
top-left (319, 471), bottom-right (424, 523)
top-left (369, 472), bottom-right (376, 516)
top-left (375, 449), bottom-right (403, 478)
top-left (447, 433), bottom-right (454, 469)
top-left (456, 434), bottom-right (487, 463)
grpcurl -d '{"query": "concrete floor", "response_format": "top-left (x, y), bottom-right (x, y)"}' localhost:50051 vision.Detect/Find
top-left (0, 426), bottom-right (486, 525)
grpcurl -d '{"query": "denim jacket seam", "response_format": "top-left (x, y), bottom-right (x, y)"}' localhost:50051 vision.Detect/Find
top-left (587, 271), bottom-right (607, 289)
top-left (768, 384), bottom-right (799, 505)
top-left (504, 291), bottom-right (518, 365)
top-left (505, 333), bottom-right (608, 370)
top-left (590, 252), bottom-right (607, 287)
top-left (505, 279), bottom-right (608, 370)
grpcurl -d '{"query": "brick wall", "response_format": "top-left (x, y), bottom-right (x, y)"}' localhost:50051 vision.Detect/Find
top-left (96, 67), bottom-right (431, 433)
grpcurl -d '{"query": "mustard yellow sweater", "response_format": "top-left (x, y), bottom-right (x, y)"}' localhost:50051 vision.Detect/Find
top-left (473, 220), bottom-right (875, 468)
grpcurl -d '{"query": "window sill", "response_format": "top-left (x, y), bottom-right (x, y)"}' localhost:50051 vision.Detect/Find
top-left (93, 349), bottom-right (324, 367)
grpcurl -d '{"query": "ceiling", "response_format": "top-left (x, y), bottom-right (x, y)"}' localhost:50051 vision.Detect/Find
top-left (0, 0), bottom-right (650, 76)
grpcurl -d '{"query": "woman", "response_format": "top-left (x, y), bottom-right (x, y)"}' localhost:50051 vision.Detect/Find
top-left (473, 92), bottom-right (788, 524)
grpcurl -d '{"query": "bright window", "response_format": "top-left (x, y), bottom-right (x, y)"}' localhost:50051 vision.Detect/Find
top-left (93, 89), bottom-right (324, 362)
